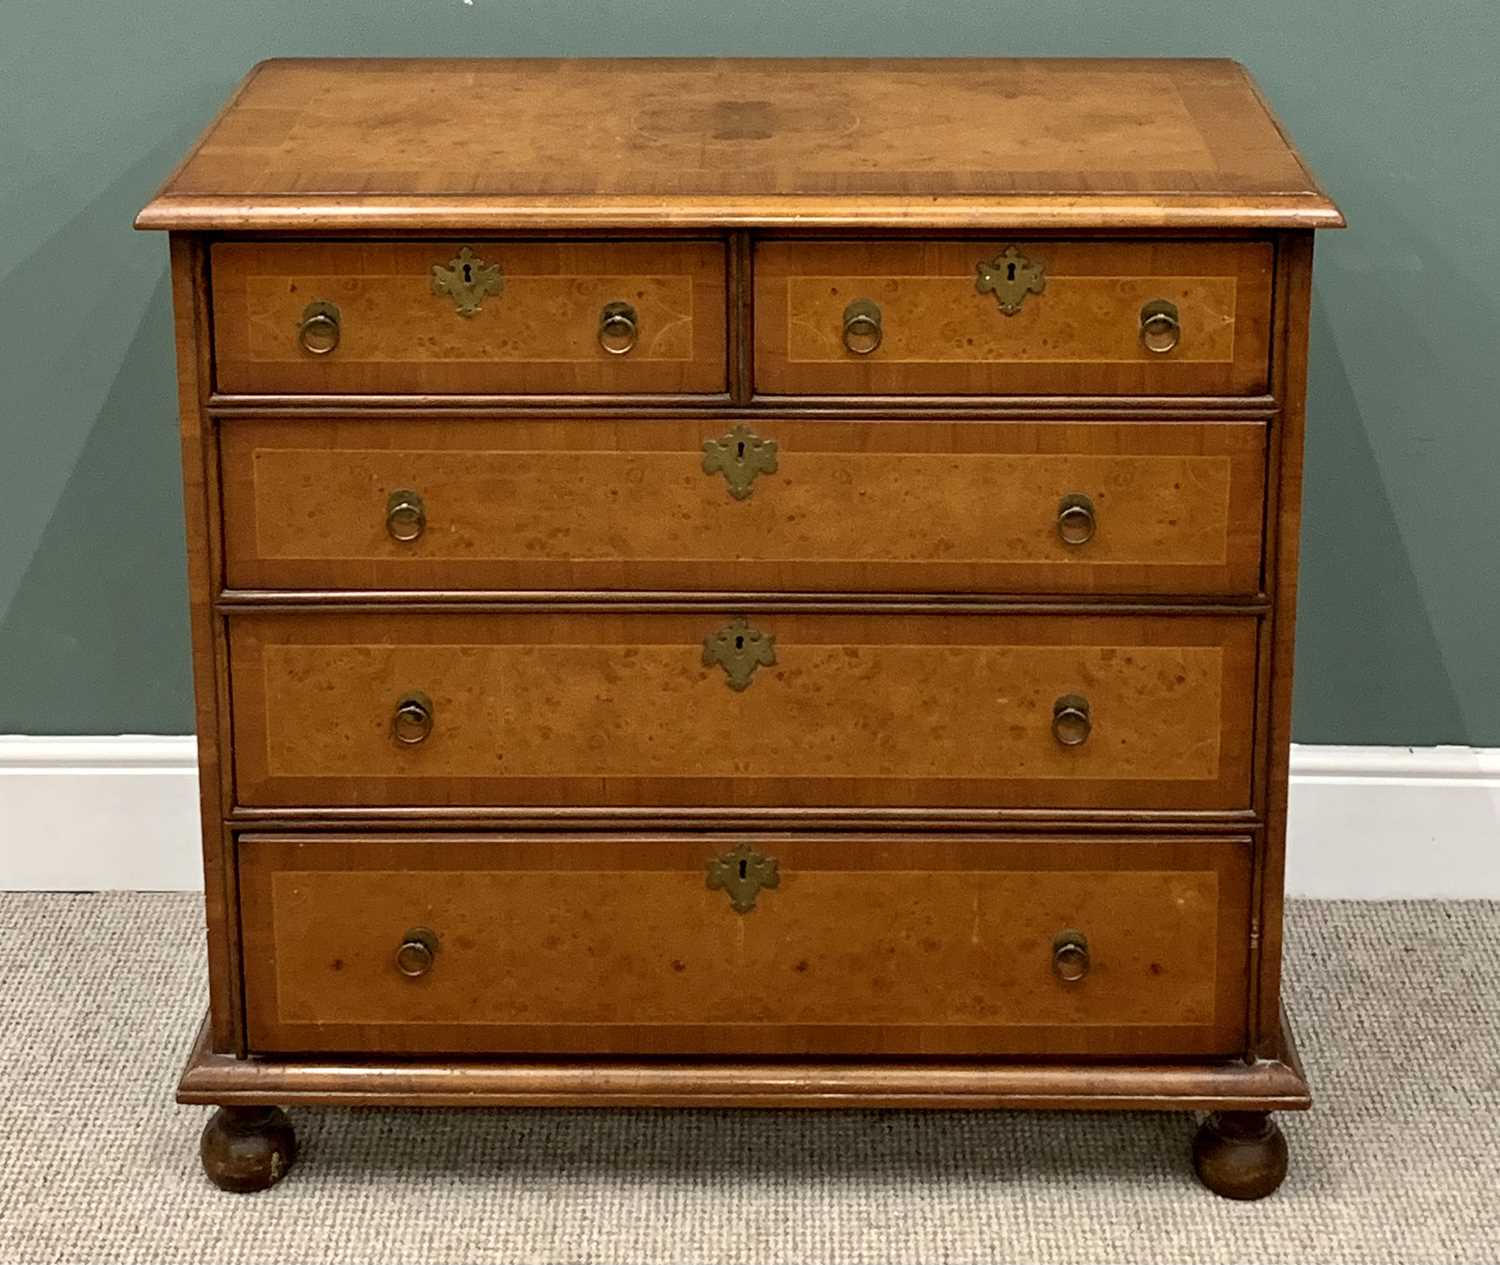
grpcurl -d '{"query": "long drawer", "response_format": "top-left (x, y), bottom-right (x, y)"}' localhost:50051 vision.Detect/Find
top-left (211, 240), bottom-right (728, 395)
top-left (227, 611), bottom-right (1257, 810)
top-left (237, 833), bottom-right (1252, 1056)
top-left (220, 417), bottom-right (1267, 595)
top-left (755, 239), bottom-right (1274, 396)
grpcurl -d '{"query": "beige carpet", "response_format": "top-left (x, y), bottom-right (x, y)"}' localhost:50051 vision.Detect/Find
top-left (1, 895), bottom-right (1496, 1264)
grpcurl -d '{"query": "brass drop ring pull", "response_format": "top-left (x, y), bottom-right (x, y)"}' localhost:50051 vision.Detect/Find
top-left (1056, 493), bottom-right (1097, 546)
top-left (296, 300), bottom-right (341, 356)
top-left (841, 299), bottom-right (883, 355)
top-left (1052, 694), bottom-right (1092, 746)
top-left (598, 301), bottom-right (639, 355)
top-left (1052, 929), bottom-right (1090, 982)
top-left (395, 927), bottom-right (438, 978)
top-left (393, 691), bottom-right (434, 745)
top-left (1140, 299), bottom-right (1181, 354)
top-left (385, 489), bottom-right (426, 543)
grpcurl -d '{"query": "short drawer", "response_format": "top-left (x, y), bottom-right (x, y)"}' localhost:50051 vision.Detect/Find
top-left (755, 240), bottom-right (1273, 396)
top-left (237, 832), bottom-right (1252, 1056)
top-left (228, 611), bottom-right (1257, 811)
top-left (221, 417), bottom-right (1267, 595)
top-left (211, 240), bottom-right (727, 395)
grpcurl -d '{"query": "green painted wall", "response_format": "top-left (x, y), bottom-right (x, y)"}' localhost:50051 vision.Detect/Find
top-left (2, 3), bottom-right (1495, 742)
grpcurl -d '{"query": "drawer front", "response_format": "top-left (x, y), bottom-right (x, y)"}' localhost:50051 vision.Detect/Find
top-left (228, 611), bottom-right (1257, 810)
top-left (211, 241), bottom-right (727, 395)
top-left (222, 418), bottom-right (1266, 595)
top-left (755, 240), bottom-right (1273, 396)
top-left (238, 833), bottom-right (1252, 1057)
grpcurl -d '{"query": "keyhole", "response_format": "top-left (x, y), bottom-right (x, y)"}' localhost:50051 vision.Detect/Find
top-left (736, 440), bottom-right (746, 461)
top-left (462, 263), bottom-right (473, 284)
top-left (1006, 262), bottom-right (1017, 282)
top-left (734, 635), bottom-right (745, 651)
top-left (738, 859), bottom-right (748, 880)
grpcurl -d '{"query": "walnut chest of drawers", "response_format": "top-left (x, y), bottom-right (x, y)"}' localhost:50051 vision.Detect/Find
top-left (137, 57), bottom-right (1342, 1198)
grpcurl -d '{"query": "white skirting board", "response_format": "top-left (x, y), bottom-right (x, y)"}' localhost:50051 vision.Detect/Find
top-left (0, 737), bottom-right (1496, 897)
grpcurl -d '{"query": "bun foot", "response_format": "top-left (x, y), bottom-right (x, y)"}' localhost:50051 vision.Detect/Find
top-left (1192, 1111), bottom-right (1288, 1200)
top-left (200, 1106), bottom-right (297, 1193)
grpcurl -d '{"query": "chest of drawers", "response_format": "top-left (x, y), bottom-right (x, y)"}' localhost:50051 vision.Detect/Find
top-left (138, 56), bottom-right (1341, 1199)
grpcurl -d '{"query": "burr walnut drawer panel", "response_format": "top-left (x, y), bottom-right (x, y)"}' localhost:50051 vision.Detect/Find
top-left (754, 240), bottom-right (1273, 396)
top-left (210, 240), bottom-right (727, 395)
top-left (220, 417), bottom-right (1267, 595)
top-left (227, 611), bottom-right (1257, 810)
top-left (237, 833), bottom-right (1252, 1057)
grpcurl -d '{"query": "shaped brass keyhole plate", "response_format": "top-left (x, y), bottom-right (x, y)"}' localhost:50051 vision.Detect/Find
top-left (431, 246), bottom-right (504, 317)
top-left (702, 424), bottom-right (778, 500)
top-left (706, 844), bottom-right (780, 914)
top-left (702, 617), bottom-right (776, 691)
top-left (976, 246), bottom-right (1045, 316)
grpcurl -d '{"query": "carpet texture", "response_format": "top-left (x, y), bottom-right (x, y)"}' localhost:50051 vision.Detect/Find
top-left (1, 895), bottom-right (1496, 1264)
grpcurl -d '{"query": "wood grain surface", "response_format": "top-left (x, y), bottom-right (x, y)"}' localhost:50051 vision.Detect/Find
top-left (211, 241), bottom-right (727, 394)
top-left (135, 59), bottom-right (1342, 231)
top-left (219, 416), bottom-right (1267, 595)
top-left (236, 832), bottom-right (1251, 1056)
top-left (227, 610), bottom-right (1257, 810)
top-left (755, 240), bottom-right (1273, 395)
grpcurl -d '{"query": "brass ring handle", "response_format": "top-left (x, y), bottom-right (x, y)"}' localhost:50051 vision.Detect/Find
top-left (395, 927), bottom-right (438, 978)
top-left (392, 691), bottom-right (434, 746)
top-left (1052, 929), bottom-right (1090, 982)
top-left (1052, 694), bottom-right (1092, 746)
top-left (841, 299), bottom-right (883, 355)
top-left (1139, 299), bottom-right (1181, 354)
top-left (296, 301), bottom-right (341, 356)
top-left (598, 301), bottom-right (639, 355)
top-left (385, 489), bottom-right (426, 543)
top-left (1057, 493), bottom-right (1097, 546)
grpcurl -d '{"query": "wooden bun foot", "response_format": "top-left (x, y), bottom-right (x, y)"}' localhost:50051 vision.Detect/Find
top-left (1192, 1111), bottom-right (1288, 1200)
top-left (200, 1106), bottom-right (297, 1193)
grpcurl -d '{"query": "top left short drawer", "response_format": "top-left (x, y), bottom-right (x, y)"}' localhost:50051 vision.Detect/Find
top-left (210, 241), bottom-right (728, 396)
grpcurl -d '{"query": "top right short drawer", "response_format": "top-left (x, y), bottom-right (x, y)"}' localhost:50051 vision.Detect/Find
top-left (754, 240), bottom-right (1273, 397)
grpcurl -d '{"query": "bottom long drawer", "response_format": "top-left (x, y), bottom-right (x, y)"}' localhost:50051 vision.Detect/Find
top-left (238, 833), bottom-right (1251, 1058)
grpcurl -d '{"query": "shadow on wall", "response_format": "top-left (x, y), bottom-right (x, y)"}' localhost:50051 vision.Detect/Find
top-left (1292, 294), bottom-right (1464, 745)
top-left (0, 137), bottom-right (196, 734)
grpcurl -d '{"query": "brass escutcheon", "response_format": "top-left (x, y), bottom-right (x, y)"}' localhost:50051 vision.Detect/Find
top-left (706, 844), bottom-right (780, 914)
top-left (702, 617), bottom-right (776, 691)
top-left (976, 246), bottom-right (1045, 316)
top-left (702, 424), bottom-right (778, 500)
top-left (431, 246), bottom-right (503, 317)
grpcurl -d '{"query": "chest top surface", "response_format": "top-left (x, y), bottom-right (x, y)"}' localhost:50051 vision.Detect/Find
top-left (136, 57), bottom-right (1341, 232)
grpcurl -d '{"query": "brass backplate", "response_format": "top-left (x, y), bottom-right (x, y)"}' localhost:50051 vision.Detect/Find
top-left (702, 424), bottom-right (778, 500)
top-left (702, 617), bottom-right (776, 691)
top-left (706, 844), bottom-right (780, 914)
top-left (431, 246), bottom-right (504, 317)
top-left (976, 246), bottom-right (1045, 316)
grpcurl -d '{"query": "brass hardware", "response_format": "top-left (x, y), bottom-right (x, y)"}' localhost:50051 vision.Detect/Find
top-left (1057, 493), bottom-right (1097, 546)
top-left (706, 844), bottom-right (780, 914)
top-left (385, 489), bottom-right (426, 543)
top-left (598, 301), bottom-right (639, 355)
top-left (393, 691), bottom-right (434, 745)
top-left (702, 617), bottom-right (776, 691)
top-left (296, 301), bottom-right (341, 355)
top-left (976, 247), bottom-right (1045, 315)
top-left (1052, 694), bottom-right (1092, 747)
top-left (1140, 299), bottom-right (1182, 353)
top-left (1052, 929), bottom-right (1090, 982)
top-left (431, 246), bottom-right (503, 317)
top-left (395, 927), bottom-right (438, 978)
top-left (841, 299), bottom-right (883, 355)
top-left (702, 424), bottom-right (778, 500)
